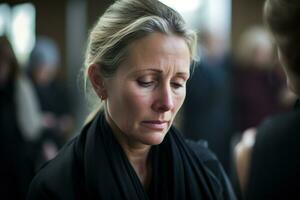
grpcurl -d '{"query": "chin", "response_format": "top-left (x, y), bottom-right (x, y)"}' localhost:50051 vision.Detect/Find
top-left (143, 132), bottom-right (167, 145)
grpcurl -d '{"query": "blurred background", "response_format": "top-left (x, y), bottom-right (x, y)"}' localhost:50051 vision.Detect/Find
top-left (0, 0), bottom-right (296, 199)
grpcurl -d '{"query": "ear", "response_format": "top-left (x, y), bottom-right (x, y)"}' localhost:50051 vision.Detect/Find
top-left (88, 64), bottom-right (107, 100)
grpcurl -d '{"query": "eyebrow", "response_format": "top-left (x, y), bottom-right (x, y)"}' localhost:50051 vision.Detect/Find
top-left (136, 68), bottom-right (162, 73)
top-left (134, 68), bottom-right (190, 77)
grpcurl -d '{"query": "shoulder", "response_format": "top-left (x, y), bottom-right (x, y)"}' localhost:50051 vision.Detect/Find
top-left (251, 108), bottom-right (300, 162)
top-left (171, 126), bottom-right (220, 169)
top-left (246, 109), bottom-right (300, 200)
top-left (185, 139), bottom-right (218, 162)
top-left (255, 109), bottom-right (300, 147)
top-left (171, 125), bottom-right (220, 168)
top-left (185, 139), bottom-right (237, 200)
top-left (249, 108), bottom-right (300, 177)
top-left (27, 137), bottom-right (80, 199)
top-left (185, 139), bottom-right (223, 180)
top-left (249, 110), bottom-right (300, 176)
top-left (261, 108), bottom-right (300, 129)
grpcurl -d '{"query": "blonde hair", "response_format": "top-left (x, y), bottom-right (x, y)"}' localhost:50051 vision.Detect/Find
top-left (83, 0), bottom-right (197, 122)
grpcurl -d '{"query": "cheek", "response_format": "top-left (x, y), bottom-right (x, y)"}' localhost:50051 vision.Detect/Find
top-left (107, 89), bottom-right (144, 133)
top-left (124, 90), bottom-right (151, 114)
top-left (174, 90), bottom-right (186, 111)
top-left (119, 90), bottom-right (152, 133)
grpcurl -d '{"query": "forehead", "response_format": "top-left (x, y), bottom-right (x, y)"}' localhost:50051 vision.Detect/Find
top-left (119, 32), bottom-right (191, 75)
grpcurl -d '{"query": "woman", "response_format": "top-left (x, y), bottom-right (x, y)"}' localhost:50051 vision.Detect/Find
top-left (27, 0), bottom-right (236, 199)
top-left (234, 0), bottom-right (300, 199)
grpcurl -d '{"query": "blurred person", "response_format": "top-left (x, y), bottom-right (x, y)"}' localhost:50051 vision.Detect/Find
top-left (183, 29), bottom-right (235, 173)
top-left (27, 36), bottom-right (75, 162)
top-left (0, 36), bottom-right (42, 199)
top-left (27, 0), bottom-right (236, 199)
top-left (233, 26), bottom-right (289, 132)
top-left (234, 0), bottom-right (300, 199)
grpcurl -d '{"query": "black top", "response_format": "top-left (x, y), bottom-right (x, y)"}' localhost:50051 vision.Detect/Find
top-left (245, 101), bottom-right (300, 200)
top-left (27, 112), bottom-right (236, 200)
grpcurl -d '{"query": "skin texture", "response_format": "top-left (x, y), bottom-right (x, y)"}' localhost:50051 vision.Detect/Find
top-left (88, 32), bottom-right (191, 187)
top-left (104, 32), bottom-right (190, 149)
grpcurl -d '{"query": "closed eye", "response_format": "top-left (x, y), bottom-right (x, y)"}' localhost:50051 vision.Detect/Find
top-left (137, 80), bottom-right (154, 87)
top-left (171, 82), bottom-right (184, 89)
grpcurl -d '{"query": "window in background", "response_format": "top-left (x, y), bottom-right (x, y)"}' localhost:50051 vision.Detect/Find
top-left (206, 0), bottom-right (231, 45)
top-left (159, 0), bottom-right (231, 48)
top-left (0, 3), bottom-right (35, 66)
top-left (10, 3), bottom-right (35, 66)
top-left (159, 0), bottom-right (203, 13)
top-left (0, 4), bottom-right (10, 36)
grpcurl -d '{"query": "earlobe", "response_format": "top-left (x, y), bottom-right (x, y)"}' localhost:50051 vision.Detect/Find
top-left (88, 64), bottom-right (107, 100)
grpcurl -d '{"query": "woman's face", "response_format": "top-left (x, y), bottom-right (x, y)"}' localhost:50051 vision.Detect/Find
top-left (104, 32), bottom-right (190, 147)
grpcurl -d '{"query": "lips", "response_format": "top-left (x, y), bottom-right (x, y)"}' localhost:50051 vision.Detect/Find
top-left (141, 120), bottom-right (169, 130)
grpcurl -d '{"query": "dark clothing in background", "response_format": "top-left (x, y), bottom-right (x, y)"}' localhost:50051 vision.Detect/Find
top-left (233, 66), bottom-right (284, 131)
top-left (245, 101), bottom-right (300, 200)
top-left (28, 112), bottom-right (236, 200)
top-left (33, 80), bottom-right (72, 148)
top-left (34, 80), bottom-right (71, 117)
top-left (183, 57), bottom-right (234, 173)
top-left (0, 82), bottom-right (35, 200)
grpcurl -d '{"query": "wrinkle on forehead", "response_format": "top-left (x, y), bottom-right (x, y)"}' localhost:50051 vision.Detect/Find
top-left (122, 32), bottom-right (190, 77)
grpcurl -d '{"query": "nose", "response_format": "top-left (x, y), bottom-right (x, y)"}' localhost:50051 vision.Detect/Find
top-left (152, 85), bottom-right (175, 113)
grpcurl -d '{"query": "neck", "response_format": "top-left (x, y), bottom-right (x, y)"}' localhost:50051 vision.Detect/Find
top-left (105, 110), bottom-right (152, 188)
top-left (119, 138), bottom-right (152, 189)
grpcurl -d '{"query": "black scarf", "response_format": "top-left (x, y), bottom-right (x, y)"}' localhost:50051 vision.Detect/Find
top-left (73, 112), bottom-right (228, 200)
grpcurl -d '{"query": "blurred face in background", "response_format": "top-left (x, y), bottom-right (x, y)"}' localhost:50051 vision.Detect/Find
top-left (32, 64), bottom-right (56, 86)
top-left (104, 32), bottom-right (191, 148)
top-left (253, 43), bottom-right (274, 69)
